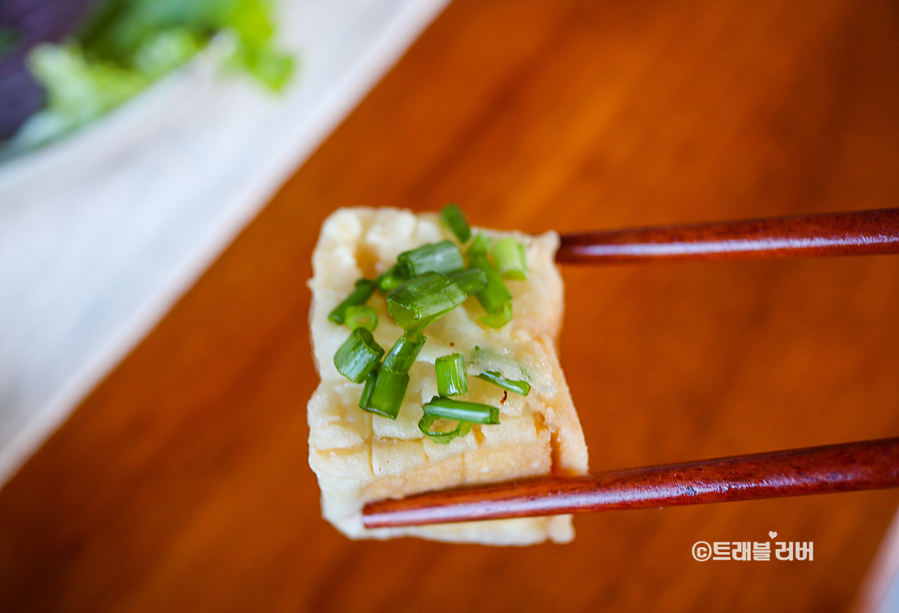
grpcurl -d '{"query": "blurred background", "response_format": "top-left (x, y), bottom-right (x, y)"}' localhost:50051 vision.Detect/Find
top-left (1, 1), bottom-right (897, 611)
top-left (0, 0), bottom-right (450, 482)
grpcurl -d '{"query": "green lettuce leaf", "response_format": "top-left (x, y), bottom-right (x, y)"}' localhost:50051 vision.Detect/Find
top-left (13, 0), bottom-right (294, 149)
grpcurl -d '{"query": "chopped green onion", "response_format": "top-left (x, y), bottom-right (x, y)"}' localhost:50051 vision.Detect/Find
top-left (476, 371), bottom-right (531, 396)
top-left (328, 279), bottom-right (376, 325)
top-left (435, 353), bottom-right (467, 396)
top-left (383, 332), bottom-right (426, 373)
top-left (439, 204), bottom-right (472, 243)
top-left (344, 305), bottom-right (378, 331)
top-left (375, 264), bottom-right (408, 292)
top-left (397, 241), bottom-right (465, 277)
top-left (421, 396), bottom-right (501, 424)
top-left (466, 233), bottom-right (492, 258)
top-left (418, 413), bottom-right (472, 444)
top-left (330, 206), bottom-right (530, 427)
top-left (492, 237), bottom-right (528, 280)
top-left (360, 367), bottom-right (410, 419)
top-left (359, 369), bottom-right (377, 409)
top-left (446, 268), bottom-right (487, 295)
top-left (418, 395), bottom-right (499, 444)
top-left (468, 255), bottom-right (512, 315)
top-left (480, 300), bottom-right (512, 328)
top-left (333, 328), bottom-right (384, 383)
top-left (387, 272), bottom-right (467, 332)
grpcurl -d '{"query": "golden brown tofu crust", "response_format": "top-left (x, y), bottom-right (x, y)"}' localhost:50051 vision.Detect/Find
top-left (308, 207), bottom-right (588, 544)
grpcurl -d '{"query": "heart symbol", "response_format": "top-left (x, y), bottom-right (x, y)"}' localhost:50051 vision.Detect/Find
top-left (768, 531), bottom-right (777, 539)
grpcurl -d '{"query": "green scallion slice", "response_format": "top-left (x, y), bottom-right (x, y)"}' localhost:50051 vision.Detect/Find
top-left (397, 240), bottom-right (465, 277)
top-left (359, 369), bottom-right (377, 409)
top-left (466, 233), bottom-right (492, 257)
top-left (419, 396), bottom-right (499, 444)
top-left (418, 413), bottom-right (472, 444)
top-left (476, 370), bottom-right (531, 396)
top-left (446, 268), bottom-right (487, 295)
top-left (360, 367), bottom-right (410, 419)
top-left (333, 328), bottom-right (384, 383)
top-left (375, 264), bottom-right (408, 292)
top-left (421, 396), bottom-right (501, 424)
top-left (328, 279), bottom-right (376, 325)
top-left (492, 237), bottom-right (528, 280)
top-left (439, 204), bottom-right (472, 243)
top-left (468, 255), bottom-right (512, 315)
top-left (344, 305), bottom-right (378, 331)
top-left (479, 300), bottom-right (512, 328)
top-left (383, 332), bottom-right (426, 373)
top-left (435, 353), bottom-right (467, 396)
top-left (386, 271), bottom-right (467, 332)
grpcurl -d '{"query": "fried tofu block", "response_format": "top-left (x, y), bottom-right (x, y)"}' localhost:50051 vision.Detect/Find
top-left (307, 207), bottom-right (588, 545)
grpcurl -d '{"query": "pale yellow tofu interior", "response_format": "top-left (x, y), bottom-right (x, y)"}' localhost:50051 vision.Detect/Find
top-left (307, 207), bottom-right (588, 545)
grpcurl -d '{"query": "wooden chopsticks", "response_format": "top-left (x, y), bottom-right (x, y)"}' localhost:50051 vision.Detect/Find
top-left (362, 210), bottom-right (899, 529)
top-left (362, 438), bottom-right (899, 528)
top-left (555, 208), bottom-right (899, 263)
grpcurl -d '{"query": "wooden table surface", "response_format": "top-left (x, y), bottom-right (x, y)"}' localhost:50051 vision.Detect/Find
top-left (2, 1), bottom-right (898, 611)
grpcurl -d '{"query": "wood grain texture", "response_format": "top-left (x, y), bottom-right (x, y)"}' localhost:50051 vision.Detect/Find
top-left (363, 438), bottom-right (899, 527)
top-left (556, 208), bottom-right (899, 262)
top-left (1, 1), bottom-right (898, 612)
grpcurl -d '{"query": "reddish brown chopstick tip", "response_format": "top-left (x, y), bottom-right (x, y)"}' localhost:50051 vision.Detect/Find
top-left (363, 438), bottom-right (899, 529)
top-left (555, 208), bottom-right (899, 263)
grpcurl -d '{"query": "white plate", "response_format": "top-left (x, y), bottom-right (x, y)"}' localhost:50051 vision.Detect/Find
top-left (0, 0), bottom-right (451, 485)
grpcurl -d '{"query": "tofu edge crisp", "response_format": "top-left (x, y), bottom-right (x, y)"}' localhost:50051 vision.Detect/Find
top-left (307, 207), bottom-right (588, 545)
